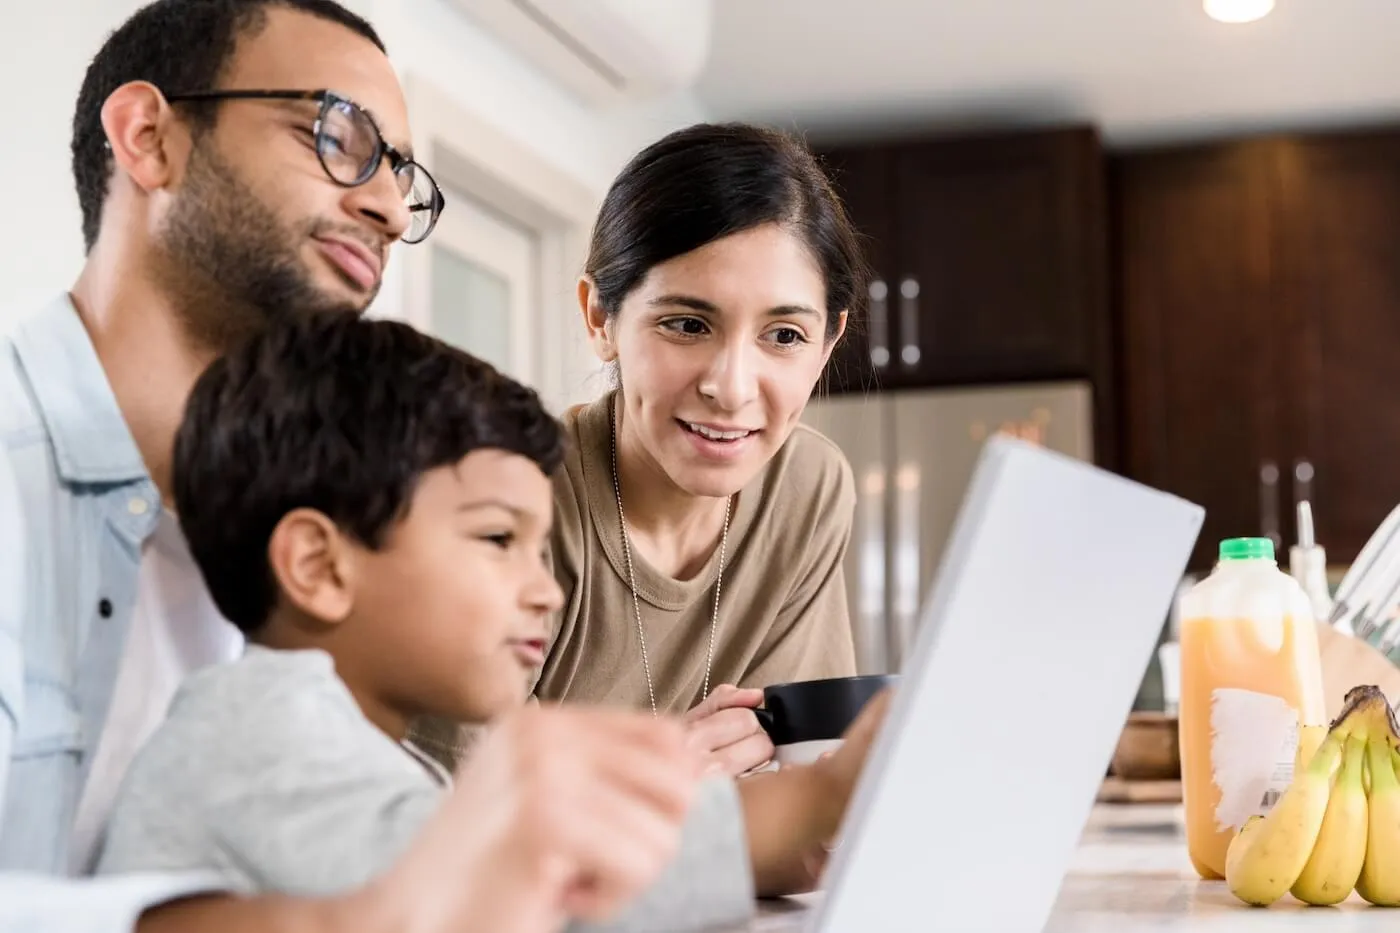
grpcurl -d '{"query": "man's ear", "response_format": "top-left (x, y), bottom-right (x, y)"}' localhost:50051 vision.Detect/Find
top-left (99, 80), bottom-right (191, 196)
top-left (266, 508), bottom-right (356, 627)
top-left (578, 275), bottom-right (618, 363)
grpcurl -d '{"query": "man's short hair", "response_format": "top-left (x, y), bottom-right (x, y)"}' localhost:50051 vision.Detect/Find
top-left (72, 0), bottom-right (385, 252)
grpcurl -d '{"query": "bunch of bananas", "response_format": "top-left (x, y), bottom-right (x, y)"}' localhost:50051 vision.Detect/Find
top-left (1226, 684), bottom-right (1400, 907)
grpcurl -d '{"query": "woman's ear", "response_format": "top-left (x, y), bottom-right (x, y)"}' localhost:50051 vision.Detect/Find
top-left (266, 508), bottom-right (356, 628)
top-left (821, 310), bottom-right (849, 366)
top-left (578, 275), bottom-right (618, 363)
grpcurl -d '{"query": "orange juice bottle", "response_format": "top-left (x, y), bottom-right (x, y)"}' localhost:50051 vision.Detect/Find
top-left (1178, 536), bottom-right (1326, 880)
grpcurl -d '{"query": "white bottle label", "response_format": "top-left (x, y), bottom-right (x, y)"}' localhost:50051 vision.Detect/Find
top-left (1209, 687), bottom-right (1300, 832)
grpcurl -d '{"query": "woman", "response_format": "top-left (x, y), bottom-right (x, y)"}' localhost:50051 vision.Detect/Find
top-left (532, 121), bottom-right (870, 777)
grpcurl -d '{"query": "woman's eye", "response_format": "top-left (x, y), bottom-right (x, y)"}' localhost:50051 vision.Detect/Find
top-left (661, 317), bottom-right (708, 337)
top-left (483, 532), bottom-right (514, 549)
top-left (770, 327), bottom-right (808, 347)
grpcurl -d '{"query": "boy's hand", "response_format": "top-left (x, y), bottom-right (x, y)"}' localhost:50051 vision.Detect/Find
top-left (684, 684), bottom-right (774, 777)
top-left (371, 703), bottom-right (707, 933)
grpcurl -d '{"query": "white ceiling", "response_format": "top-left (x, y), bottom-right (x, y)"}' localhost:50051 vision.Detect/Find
top-left (695, 0), bottom-right (1400, 148)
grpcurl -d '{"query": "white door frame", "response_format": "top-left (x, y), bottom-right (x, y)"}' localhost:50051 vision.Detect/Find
top-left (394, 73), bottom-right (603, 413)
top-left (429, 189), bottom-right (537, 382)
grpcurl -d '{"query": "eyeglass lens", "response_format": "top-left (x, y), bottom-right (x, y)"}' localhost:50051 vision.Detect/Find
top-left (318, 97), bottom-right (439, 243)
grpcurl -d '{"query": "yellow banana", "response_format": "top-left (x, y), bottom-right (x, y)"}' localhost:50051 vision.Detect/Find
top-left (1357, 734), bottom-right (1400, 906)
top-left (1296, 723), bottom-right (1327, 773)
top-left (1291, 733), bottom-right (1368, 905)
top-left (1226, 730), bottom-right (1344, 906)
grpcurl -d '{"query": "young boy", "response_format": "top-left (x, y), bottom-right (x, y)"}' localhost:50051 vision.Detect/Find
top-left (94, 313), bottom-right (888, 932)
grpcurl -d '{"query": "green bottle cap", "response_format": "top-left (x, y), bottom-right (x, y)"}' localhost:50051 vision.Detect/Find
top-left (1219, 537), bottom-right (1275, 562)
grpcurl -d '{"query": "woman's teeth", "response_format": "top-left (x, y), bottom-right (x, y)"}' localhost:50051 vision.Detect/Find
top-left (684, 422), bottom-right (753, 441)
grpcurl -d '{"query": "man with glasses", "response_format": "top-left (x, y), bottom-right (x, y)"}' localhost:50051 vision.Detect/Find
top-left (0, 1), bottom-right (713, 931)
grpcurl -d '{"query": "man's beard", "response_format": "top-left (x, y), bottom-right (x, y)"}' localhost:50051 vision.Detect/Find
top-left (152, 140), bottom-right (379, 352)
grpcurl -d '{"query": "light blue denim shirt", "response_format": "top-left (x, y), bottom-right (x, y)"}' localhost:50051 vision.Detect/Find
top-left (0, 296), bottom-right (223, 930)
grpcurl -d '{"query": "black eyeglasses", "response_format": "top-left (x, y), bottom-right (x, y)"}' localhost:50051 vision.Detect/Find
top-left (163, 88), bottom-right (445, 244)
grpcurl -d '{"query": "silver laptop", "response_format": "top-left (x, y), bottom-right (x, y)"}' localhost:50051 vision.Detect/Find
top-left (763, 435), bottom-right (1202, 932)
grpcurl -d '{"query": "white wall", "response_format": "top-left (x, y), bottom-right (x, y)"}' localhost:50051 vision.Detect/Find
top-left (0, 1), bottom-right (153, 328)
top-left (379, 0), bottom-right (707, 197)
top-left (0, 0), bottom-right (708, 337)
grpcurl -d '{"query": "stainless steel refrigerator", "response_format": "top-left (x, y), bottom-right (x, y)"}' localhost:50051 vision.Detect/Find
top-left (801, 380), bottom-right (1095, 675)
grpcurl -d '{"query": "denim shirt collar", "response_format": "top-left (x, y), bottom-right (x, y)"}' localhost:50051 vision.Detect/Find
top-left (11, 295), bottom-right (149, 486)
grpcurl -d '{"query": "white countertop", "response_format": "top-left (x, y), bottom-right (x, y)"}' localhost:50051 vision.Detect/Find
top-left (737, 803), bottom-right (1396, 931)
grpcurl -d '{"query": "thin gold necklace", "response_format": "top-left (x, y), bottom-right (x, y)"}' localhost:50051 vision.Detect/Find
top-left (610, 404), bottom-right (731, 716)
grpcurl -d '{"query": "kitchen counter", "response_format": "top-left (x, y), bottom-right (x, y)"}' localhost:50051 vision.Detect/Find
top-left (738, 803), bottom-right (1398, 930)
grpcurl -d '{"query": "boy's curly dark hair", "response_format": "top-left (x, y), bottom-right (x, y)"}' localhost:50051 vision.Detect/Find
top-left (173, 311), bottom-right (563, 634)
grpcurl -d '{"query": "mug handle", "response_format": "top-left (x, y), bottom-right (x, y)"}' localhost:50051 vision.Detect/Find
top-left (753, 706), bottom-right (776, 738)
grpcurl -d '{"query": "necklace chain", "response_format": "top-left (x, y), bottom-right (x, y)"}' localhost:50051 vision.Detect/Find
top-left (610, 405), bottom-right (731, 717)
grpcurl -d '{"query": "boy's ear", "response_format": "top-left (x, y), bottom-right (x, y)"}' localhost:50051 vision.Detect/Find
top-left (267, 508), bottom-right (356, 626)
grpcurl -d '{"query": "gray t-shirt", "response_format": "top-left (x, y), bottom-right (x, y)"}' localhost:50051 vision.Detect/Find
top-left (95, 645), bottom-right (755, 933)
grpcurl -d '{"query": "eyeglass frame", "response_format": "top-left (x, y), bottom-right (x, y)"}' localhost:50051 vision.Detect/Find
top-left (160, 87), bottom-right (445, 244)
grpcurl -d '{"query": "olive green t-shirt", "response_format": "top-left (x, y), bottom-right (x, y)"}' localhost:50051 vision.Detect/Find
top-left (532, 390), bottom-right (858, 712)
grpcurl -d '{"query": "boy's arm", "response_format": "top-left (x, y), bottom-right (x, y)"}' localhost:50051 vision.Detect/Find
top-left (736, 769), bottom-right (841, 897)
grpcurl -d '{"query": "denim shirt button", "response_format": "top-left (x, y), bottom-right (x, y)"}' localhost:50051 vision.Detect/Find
top-left (98, 598), bottom-right (113, 618)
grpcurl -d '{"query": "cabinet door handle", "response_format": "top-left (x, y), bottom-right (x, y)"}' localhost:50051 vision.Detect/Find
top-left (1294, 459), bottom-right (1315, 507)
top-left (1260, 460), bottom-right (1281, 553)
top-left (868, 280), bottom-right (890, 370)
top-left (899, 277), bottom-right (921, 369)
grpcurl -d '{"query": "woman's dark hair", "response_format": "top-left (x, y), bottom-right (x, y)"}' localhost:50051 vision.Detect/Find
top-left (584, 121), bottom-right (870, 341)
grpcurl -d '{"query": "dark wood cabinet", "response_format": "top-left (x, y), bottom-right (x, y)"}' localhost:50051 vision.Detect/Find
top-left (816, 126), bottom-right (1116, 463)
top-left (887, 128), bottom-right (1107, 389)
top-left (812, 119), bottom-right (1400, 565)
top-left (816, 144), bottom-right (896, 396)
top-left (1115, 130), bottom-right (1400, 568)
top-left (1114, 142), bottom-right (1290, 571)
top-left (1277, 134), bottom-right (1400, 560)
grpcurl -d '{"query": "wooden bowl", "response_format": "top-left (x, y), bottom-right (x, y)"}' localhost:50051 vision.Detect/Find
top-left (1110, 711), bottom-right (1181, 781)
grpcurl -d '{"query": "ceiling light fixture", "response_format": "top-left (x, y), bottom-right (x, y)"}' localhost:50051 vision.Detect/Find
top-left (1204, 0), bottom-right (1275, 23)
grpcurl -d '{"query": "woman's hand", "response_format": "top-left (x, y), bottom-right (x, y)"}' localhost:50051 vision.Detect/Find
top-left (683, 684), bottom-right (775, 777)
top-left (736, 688), bottom-right (894, 898)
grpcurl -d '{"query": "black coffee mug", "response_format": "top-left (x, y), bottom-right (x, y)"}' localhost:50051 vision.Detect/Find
top-left (753, 674), bottom-right (897, 766)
